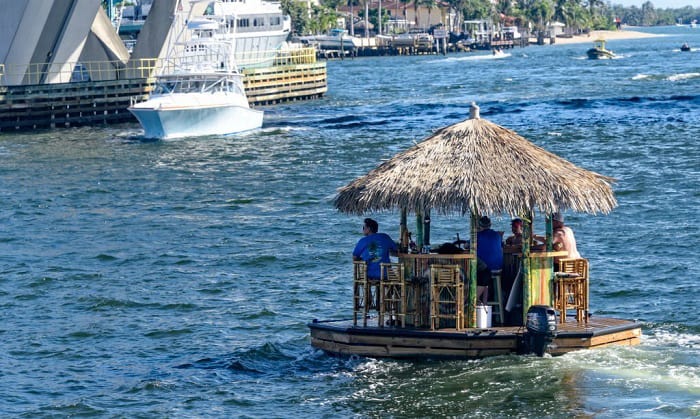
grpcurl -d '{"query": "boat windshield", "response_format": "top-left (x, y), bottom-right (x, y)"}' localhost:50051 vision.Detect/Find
top-left (329, 28), bottom-right (346, 36)
top-left (154, 76), bottom-right (244, 95)
top-left (153, 80), bottom-right (203, 94)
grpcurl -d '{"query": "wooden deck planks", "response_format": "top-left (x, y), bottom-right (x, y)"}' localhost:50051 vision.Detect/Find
top-left (309, 316), bottom-right (642, 359)
top-left (311, 337), bottom-right (514, 359)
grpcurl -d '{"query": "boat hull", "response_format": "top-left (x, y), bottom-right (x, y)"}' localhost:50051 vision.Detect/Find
top-left (309, 316), bottom-right (642, 359)
top-left (314, 36), bottom-right (362, 50)
top-left (129, 104), bottom-right (263, 139)
top-left (299, 29), bottom-right (362, 51)
top-left (587, 48), bottom-right (615, 59)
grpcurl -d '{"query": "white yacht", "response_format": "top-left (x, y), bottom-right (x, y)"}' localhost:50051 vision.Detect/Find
top-left (128, 16), bottom-right (263, 139)
top-left (203, 0), bottom-right (291, 68)
top-left (307, 28), bottom-right (362, 51)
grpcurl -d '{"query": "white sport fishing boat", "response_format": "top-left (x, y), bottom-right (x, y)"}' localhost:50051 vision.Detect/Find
top-left (128, 13), bottom-right (263, 139)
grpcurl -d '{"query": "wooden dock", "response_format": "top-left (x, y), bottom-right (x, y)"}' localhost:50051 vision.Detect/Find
top-left (0, 78), bottom-right (152, 131)
top-left (312, 37), bottom-right (523, 59)
top-left (0, 49), bottom-right (326, 132)
top-left (243, 62), bottom-right (327, 106)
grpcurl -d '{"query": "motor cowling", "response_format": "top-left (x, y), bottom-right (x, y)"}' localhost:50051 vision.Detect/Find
top-left (521, 305), bottom-right (557, 357)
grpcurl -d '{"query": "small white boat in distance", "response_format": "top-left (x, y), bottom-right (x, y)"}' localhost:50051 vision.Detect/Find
top-left (586, 38), bottom-right (616, 59)
top-left (300, 28), bottom-right (361, 51)
top-left (129, 13), bottom-right (262, 139)
top-left (492, 48), bottom-right (507, 58)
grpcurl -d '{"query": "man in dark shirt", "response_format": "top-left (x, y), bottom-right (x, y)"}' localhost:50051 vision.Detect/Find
top-left (475, 216), bottom-right (503, 303)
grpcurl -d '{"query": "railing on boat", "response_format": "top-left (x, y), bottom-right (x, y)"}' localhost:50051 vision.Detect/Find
top-left (273, 47), bottom-right (318, 66)
top-left (359, 249), bottom-right (570, 329)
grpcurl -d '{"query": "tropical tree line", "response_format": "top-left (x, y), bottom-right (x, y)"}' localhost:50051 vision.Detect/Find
top-left (279, 0), bottom-right (699, 35)
top-left (611, 3), bottom-right (699, 26)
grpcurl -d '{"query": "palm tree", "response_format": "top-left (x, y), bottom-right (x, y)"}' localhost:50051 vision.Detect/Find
top-left (640, 1), bottom-right (657, 26)
top-left (423, 0), bottom-right (437, 29)
top-left (309, 4), bottom-right (339, 34)
top-left (445, 0), bottom-right (465, 32)
top-left (463, 0), bottom-right (495, 21)
top-left (525, 0), bottom-right (553, 40)
top-left (553, 0), bottom-right (575, 30)
top-left (365, 0), bottom-right (371, 37)
top-left (413, 0), bottom-right (420, 27)
top-left (399, 0), bottom-right (411, 31)
top-left (349, 0), bottom-right (359, 35)
top-left (586, 0), bottom-right (604, 17)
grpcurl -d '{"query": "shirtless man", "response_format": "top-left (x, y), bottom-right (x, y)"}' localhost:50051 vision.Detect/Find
top-left (552, 213), bottom-right (580, 262)
top-left (505, 218), bottom-right (524, 246)
top-left (505, 218), bottom-right (545, 248)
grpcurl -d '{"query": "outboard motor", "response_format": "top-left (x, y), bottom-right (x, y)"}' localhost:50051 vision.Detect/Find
top-left (521, 305), bottom-right (557, 356)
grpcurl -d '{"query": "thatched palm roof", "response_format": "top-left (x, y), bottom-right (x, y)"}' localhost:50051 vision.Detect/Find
top-left (335, 104), bottom-right (617, 216)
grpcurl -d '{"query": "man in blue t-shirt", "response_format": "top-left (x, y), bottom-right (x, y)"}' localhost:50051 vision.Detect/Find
top-left (353, 218), bottom-right (397, 279)
top-left (475, 216), bottom-right (503, 303)
top-left (477, 216), bottom-right (503, 271)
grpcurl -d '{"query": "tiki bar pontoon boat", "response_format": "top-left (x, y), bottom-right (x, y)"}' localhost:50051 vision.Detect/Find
top-left (308, 103), bottom-right (641, 359)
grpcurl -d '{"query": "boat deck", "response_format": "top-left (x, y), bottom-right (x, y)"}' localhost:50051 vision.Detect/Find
top-left (309, 315), bottom-right (641, 359)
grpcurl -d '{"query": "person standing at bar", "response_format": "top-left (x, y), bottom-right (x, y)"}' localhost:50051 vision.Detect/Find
top-left (475, 216), bottom-right (503, 303)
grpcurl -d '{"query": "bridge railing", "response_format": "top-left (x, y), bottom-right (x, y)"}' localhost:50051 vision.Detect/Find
top-left (0, 59), bottom-right (158, 86)
top-left (0, 47), bottom-right (316, 87)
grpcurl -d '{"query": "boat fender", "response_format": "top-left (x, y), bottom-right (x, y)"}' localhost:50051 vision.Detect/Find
top-left (518, 305), bottom-right (557, 356)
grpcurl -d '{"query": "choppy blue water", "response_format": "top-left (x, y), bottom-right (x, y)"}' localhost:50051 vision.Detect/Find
top-left (1, 26), bottom-right (699, 417)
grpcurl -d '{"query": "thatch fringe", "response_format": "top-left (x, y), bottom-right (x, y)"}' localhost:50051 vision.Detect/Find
top-left (335, 116), bottom-right (617, 216)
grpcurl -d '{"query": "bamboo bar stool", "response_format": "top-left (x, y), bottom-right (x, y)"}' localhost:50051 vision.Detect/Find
top-left (353, 261), bottom-right (379, 326)
top-left (379, 263), bottom-right (406, 327)
top-left (554, 258), bottom-right (589, 323)
top-left (486, 269), bottom-right (505, 326)
top-left (402, 259), bottom-right (426, 328)
top-left (430, 264), bottom-right (464, 330)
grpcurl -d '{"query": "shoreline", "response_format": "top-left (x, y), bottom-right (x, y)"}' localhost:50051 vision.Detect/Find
top-left (531, 29), bottom-right (662, 46)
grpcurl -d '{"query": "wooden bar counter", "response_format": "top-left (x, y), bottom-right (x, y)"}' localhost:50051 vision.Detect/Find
top-left (398, 252), bottom-right (474, 280)
top-left (396, 252), bottom-right (474, 328)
